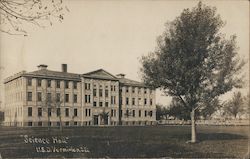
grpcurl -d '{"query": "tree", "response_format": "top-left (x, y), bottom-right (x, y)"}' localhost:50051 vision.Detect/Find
top-left (99, 109), bottom-right (109, 125)
top-left (41, 89), bottom-right (64, 131)
top-left (223, 92), bottom-right (245, 119)
top-left (140, 2), bottom-right (245, 143)
top-left (156, 104), bottom-right (168, 120)
top-left (0, 0), bottom-right (68, 36)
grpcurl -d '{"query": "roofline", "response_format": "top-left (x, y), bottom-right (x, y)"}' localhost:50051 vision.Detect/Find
top-left (23, 74), bottom-right (81, 81)
top-left (82, 69), bottom-right (118, 79)
top-left (82, 75), bottom-right (119, 81)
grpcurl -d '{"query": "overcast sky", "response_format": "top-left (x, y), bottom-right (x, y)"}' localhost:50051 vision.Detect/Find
top-left (0, 0), bottom-right (249, 107)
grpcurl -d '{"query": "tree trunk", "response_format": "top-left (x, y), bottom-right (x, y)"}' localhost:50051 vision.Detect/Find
top-left (190, 109), bottom-right (197, 143)
top-left (59, 115), bottom-right (63, 132)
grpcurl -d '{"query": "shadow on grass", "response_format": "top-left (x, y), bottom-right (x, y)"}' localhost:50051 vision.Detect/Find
top-left (198, 133), bottom-right (248, 141)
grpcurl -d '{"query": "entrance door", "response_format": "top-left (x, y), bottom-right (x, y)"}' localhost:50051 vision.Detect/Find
top-left (104, 116), bottom-right (108, 125)
top-left (94, 115), bottom-right (98, 125)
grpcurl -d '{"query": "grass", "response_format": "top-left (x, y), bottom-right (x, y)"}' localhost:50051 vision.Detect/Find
top-left (0, 125), bottom-right (249, 158)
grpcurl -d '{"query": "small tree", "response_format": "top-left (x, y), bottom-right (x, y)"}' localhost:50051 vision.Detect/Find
top-left (0, 0), bottom-right (68, 36)
top-left (223, 92), bottom-right (245, 119)
top-left (99, 109), bottom-right (109, 125)
top-left (140, 2), bottom-right (245, 143)
top-left (41, 89), bottom-right (64, 131)
top-left (156, 104), bottom-right (168, 120)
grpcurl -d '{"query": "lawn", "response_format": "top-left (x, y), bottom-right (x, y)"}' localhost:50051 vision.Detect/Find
top-left (0, 125), bottom-right (249, 158)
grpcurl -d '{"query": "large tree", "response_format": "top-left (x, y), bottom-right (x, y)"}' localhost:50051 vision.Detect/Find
top-left (0, 0), bottom-right (68, 36)
top-left (140, 2), bottom-right (245, 143)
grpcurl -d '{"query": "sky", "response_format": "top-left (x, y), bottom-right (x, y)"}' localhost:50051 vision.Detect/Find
top-left (0, 0), bottom-right (249, 108)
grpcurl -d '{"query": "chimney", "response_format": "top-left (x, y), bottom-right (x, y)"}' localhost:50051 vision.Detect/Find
top-left (62, 64), bottom-right (67, 72)
top-left (116, 73), bottom-right (125, 78)
top-left (37, 64), bottom-right (48, 70)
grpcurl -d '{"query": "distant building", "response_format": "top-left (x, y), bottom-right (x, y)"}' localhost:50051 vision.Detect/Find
top-left (4, 64), bottom-right (156, 127)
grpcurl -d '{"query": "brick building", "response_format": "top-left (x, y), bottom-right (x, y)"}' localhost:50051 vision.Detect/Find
top-left (4, 64), bottom-right (156, 127)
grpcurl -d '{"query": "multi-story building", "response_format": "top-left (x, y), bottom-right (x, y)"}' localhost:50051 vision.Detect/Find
top-left (3, 64), bottom-right (156, 127)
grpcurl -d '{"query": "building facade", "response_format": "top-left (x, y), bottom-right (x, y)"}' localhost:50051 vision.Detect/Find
top-left (4, 64), bottom-right (156, 127)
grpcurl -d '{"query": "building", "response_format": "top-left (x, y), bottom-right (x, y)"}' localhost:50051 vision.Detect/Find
top-left (3, 64), bottom-right (156, 127)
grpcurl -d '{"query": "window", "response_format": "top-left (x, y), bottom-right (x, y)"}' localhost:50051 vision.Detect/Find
top-left (28, 107), bottom-right (32, 116)
top-left (149, 111), bottom-right (153, 117)
top-left (56, 80), bottom-right (60, 88)
top-left (120, 110), bottom-right (123, 117)
top-left (57, 122), bottom-right (60, 126)
top-left (37, 92), bottom-right (42, 102)
top-left (144, 98), bottom-right (147, 105)
top-left (113, 86), bottom-right (116, 91)
top-left (114, 109), bottom-right (116, 117)
top-left (126, 87), bottom-right (129, 93)
top-left (74, 122), bottom-right (77, 126)
top-left (99, 89), bottom-right (103, 97)
top-left (37, 79), bottom-right (42, 87)
top-left (65, 121), bottom-right (69, 126)
top-left (150, 99), bottom-right (153, 105)
top-left (93, 89), bottom-right (97, 97)
top-left (144, 89), bottom-right (147, 94)
top-left (132, 98), bottom-right (135, 105)
top-left (38, 108), bottom-right (42, 117)
top-left (126, 109), bottom-right (129, 116)
top-left (57, 108), bottom-right (60, 117)
top-left (126, 98), bottom-right (129, 105)
top-left (38, 121), bottom-right (42, 126)
top-left (74, 108), bottom-right (77, 116)
top-left (93, 101), bottom-right (97, 107)
top-left (27, 78), bottom-right (32, 86)
top-left (48, 108), bottom-right (51, 117)
top-left (73, 82), bottom-right (77, 89)
top-left (111, 96), bottom-right (115, 105)
top-left (132, 87), bottom-right (135, 93)
top-left (105, 89), bottom-right (108, 97)
top-left (111, 109), bottom-right (114, 117)
top-left (65, 94), bottom-right (69, 103)
top-left (74, 94), bottom-right (77, 103)
top-left (111, 86), bottom-right (113, 91)
top-left (47, 80), bottom-right (51, 87)
top-left (99, 102), bottom-right (103, 107)
top-left (85, 83), bottom-right (90, 90)
top-left (132, 110), bottom-right (135, 117)
top-left (139, 110), bottom-right (141, 117)
top-left (85, 95), bottom-right (91, 103)
top-left (65, 108), bottom-right (69, 117)
top-left (28, 122), bottom-right (32, 126)
top-left (65, 81), bottom-right (69, 89)
top-left (27, 92), bottom-right (32, 101)
top-left (105, 102), bottom-right (108, 107)
top-left (47, 93), bottom-right (51, 102)
top-left (56, 93), bottom-right (60, 102)
top-left (89, 109), bottom-right (91, 116)
top-left (85, 109), bottom-right (88, 116)
top-left (145, 110), bottom-right (147, 117)
top-left (48, 122), bottom-right (52, 127)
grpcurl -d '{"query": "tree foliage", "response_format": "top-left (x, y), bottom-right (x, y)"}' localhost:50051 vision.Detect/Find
top-left (140, 1), bottom-right (245, 114)
top-left (0, 0), bottom-right (68, 35)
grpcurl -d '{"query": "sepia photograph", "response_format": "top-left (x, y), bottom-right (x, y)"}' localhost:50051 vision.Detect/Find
top-left (0, 0), bottom-right (249, 158)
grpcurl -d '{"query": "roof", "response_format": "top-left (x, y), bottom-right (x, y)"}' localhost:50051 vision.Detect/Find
top-left (23, 69), bottom-right (81, 81)
top-left (4, 67), bottom-right (148, 88)
top-left (82, 69), bottom-right (119, 81)
top-left (118, 77), bottom-right (147, 87)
